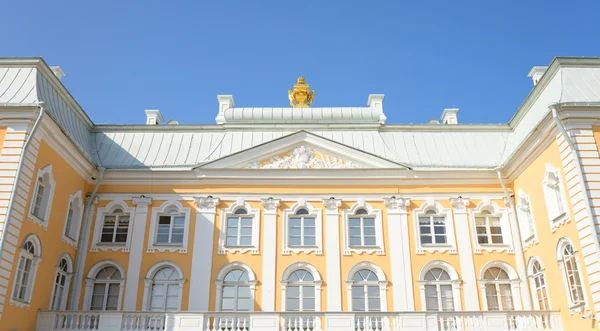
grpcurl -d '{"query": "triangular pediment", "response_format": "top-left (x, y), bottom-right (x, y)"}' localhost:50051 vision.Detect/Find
top-left (198, 131), bottom-right (407, 169)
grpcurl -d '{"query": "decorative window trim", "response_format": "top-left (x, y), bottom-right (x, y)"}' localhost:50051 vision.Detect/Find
top-left (61, 190), bottom-right (84, 248)
top-left (147, 200), bottom-right (191, 253)
top-left (469, 199), bottom-right (514, 254)
top-left (417, 260), bottom-right (462, 311)
top-left (90, 200), bottom-right (135, 252)
top-left (27, 164), bottom-right (56, 230)
top-left (345, 262), bottom-right (388, 311)
top-left (83, 260), bottom-right (126, 311)
top-left (556, 237), bottom-right (589, 313)
top-left (49, 253), bottom-right (73, 310)
top-left (280, 262), bottom-right (323, 312)
top-left (282, 199), bottom-right (323, 255)
top-left (527, 257), bottom-right (552, 311)
top-left (142, 261), bottom-right (186, 311)
top-left (515, 190), bottom-right (538, 250)
top-left (218, 199), bottom-right (261, 254)
top-left (342, 199), bottom-right (384, 255)
top-left (215, 262), bottom-right (257, 312)
top-left (413, 198), bottom-right (457, 254)
top-left (542, 164), bottom-right (570, 232)
top-left (478, 261), bottom-right (521, 311)
top-left (9, 234), bottom-right (42, 309)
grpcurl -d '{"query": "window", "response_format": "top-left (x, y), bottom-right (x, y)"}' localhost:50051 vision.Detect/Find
top-left (11, 235), bottom-right (41, 307)
top-left (91, 201), bottom-right (136, 252)
top-left (222, 270), bottom-right (251, 312)
top-left (516, 190), bottom-right (537, 247)
top-left (475, 211), bottom-right (503, 244)
top-left (149, 267), bottom-right (181, 311)
top-left (28, 165), bottom-right (56, 229)
top-left (342, 200), bottom-right (384, 255)
top-left (528, 259), bottom-right (550, 310)
top-left (470, 199), bottom-right (513, 254)
top-left (543, 164), bottom-right (569, 228)
top-left (89, 266), bottom-right (124, 311)
top-left (557, 240), bottom-right (586, 308)
top-left (50, 256), bottom-right (72, 310)
top-left (281, 263), bottom-right (322, 312)
top-left (148, 201), bottom-right (191, 253)
top-left (346, 263), bottom-right (387, 312)
top-left (282, 201), bottom-right (323, 254)
top-left (419, 262), bottom-right (461, 330)
top-left (218, 200), bottom-right (260, 254)
top-left (413, 200), bottom-right (457, 254)
top-left (482, 267), bottom-right (514, 311)
top-left (62, 191), bottom-right (84, 247)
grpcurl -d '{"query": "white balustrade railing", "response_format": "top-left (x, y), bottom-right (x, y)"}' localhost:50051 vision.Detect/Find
top-left (35, 310), bottom-right (563, 331)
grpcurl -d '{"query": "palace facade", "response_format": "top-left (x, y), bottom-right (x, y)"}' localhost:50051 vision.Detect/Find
top-left (0, 57), bottom-right (598, 331)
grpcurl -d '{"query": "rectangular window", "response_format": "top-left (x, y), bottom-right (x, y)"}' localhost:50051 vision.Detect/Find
top-left (349, 217), bottom-right (376, 246)
top-left (289, 216), bottom-right (316, 246)
top-left (64, 204), bottom-right (75, 240)
top-left (419, 214), bottom-right (447, 245)
top-left (226, 217), bottom-right (253, 246)
top-left (32, 182), bottom-right (44, 218)
top-left (156, 215), bottom-right (185, 244)
top-left (13, 256), bottom-right (32, 300)
top-left (100, 214), bottom-right (130, 244)
top-left (475, 213), bottom-right (503, 245)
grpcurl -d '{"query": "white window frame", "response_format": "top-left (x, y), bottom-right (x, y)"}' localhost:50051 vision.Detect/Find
top-left (556, 238), bottom-right (588, 312)
top-left (342, 199), bottom-right (384, 255)
top-left (49, 254), bottom-right (73, 310)
top-left (413, 199), bottom-right (457, 254)
top-left (417, 260), bottom-right (462, 311)
top-left (9, 234), bottom-right (42, 308)
top-left (91, 200), bottom-right (135, 252)
top-left (83, 260), bottom-right (126, 311)
top-left (142, 261), bottom-right (185, 311)
top-left (281, 262), bottom-right (322, 311)
top-left (542, 164), bottom-right (570, 231)
top-left (282, 200), bottom-right (323, 255)
top-left (27, 164), bottom-right (56, 230)
top-left (479, 261), bottom-right (522, 311)
top-left (345, 262), bottom-right (388, 311)
top-left (527, 257), bottom-right (551, 311)
top-left (215, 262), bottom-right (257, 312)
top-left (515, 190), bottom-right (538, 250)
top-left (147, 200), bottom-right (191, 253)
top-left (61, 190), bottom-right (84, 248)
top-left (469, 199), bottom-right (513, 254)
top-left (218, 199), bottom-right (260, 254)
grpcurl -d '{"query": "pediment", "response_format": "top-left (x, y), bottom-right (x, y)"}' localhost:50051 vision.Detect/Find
top-left (198, 131), bottom-right (406, 170)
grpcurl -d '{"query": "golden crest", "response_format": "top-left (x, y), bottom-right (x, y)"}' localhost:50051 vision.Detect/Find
top-left (288, 77), bottom-right (315, 108)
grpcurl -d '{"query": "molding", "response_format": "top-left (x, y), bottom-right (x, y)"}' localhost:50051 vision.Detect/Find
top-left (281, 200), bottom-right (323, 255)
top-left (468, 199), bottom-right (514, 254)
top-left (194, 196), bottom-right (220, 212)
top-left (217, 199), bottom-right (261, 254)
top-left (542, 163), bottom-right (571, 232)
top-left (515, 189), bottom-right (538, 250)
top-left (90, 200), bottom-right (136, 252)
top-left (383, 196), bottom-right (410, 214)
top-left (27, 164), bottom-right (56, 231)
top-left (147, 200), bottom-right (191, 253)
top-left (412, 198), bottom-right (457, 254)
top-left (341, 199), bottom-right (384, 255)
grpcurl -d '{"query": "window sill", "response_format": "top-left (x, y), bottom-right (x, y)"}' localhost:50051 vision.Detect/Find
top-left (344, 245), bottom-right (384, 256)
top-left (282, 245), bottom-right (323, 255)
top-left (550, 213), bottom-right (570, 232)
top-left (219, 245), bottom-right (259, 255)
top-left (9, 297), bottom-right (30, 309)
top-left (27, 214), bottom-right (47, 231)
top-left (474, 243), bottom-right (514, 254)
top-left (416, 244), bottom-right (457, 255)
top-left (568, 302), bottom-right (586, 314)
top-left (91, 242), bottom-right (129, 252)
top-left (147, 243), bottom-right (187, 254)
top-left (61, 235), bottom-right (78, 249)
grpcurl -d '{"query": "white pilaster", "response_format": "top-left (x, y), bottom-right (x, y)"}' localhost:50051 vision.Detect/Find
top-left (188, 196), bottom-right (220, 311)
top-left (384, 196), bottom-right (414, 311)
top-left (450, 197), bottom-right (479, 310)
top-left (261, 197), bottom-right (280, 311)
top-left (123, 196), bottom-right (152, 310)
top-left (323, 198), bottom-right (342, 311)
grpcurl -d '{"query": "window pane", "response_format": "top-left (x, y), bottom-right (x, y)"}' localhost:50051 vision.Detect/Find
top-left (289, 218), bottom-right (301, 227)
top-left (241, 217), bottom-right (253, 227)
top-left (363, 227), bottom-right (376, 236)
top-left (349, 218), bottom-right (361, 227)
top-left (349, 237), bottom-right (362, 246)
top-left (289, 237), bottom-right (301, 246)
top-left (226, 237), bottom-right (238, 246)
top-left (158, 216), bottom-right (171, 225)
top-left (287, 298), bottom-right (300, 311)
top-left (363, 237), bottom-right (376, 246)
top-left (303, 298), bottom-right (315, 311)
top-left (227, 217), bottom-right (238, 227)
top-left (304, 237), bottom-right (316, 246)
top-left (421, 235), bottom-right (432, 244)
top-left (363, 218), bottom-right (375, 227)
top-left (239, 237), bottom-right (252, 246)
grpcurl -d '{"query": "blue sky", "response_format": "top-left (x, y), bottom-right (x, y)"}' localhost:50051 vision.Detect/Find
top-left (2, 1), bottom-right (600, 125)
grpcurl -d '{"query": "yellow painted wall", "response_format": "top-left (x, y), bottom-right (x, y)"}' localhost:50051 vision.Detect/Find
top-left (513, 139), bottom-right (597, 330)
top-left (0, 140), bottom-right (88, 331)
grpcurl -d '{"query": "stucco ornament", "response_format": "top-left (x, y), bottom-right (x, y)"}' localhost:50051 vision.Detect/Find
top-left (245, 145), bottom-right (362, 169)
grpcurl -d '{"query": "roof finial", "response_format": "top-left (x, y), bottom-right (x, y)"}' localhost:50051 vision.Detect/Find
top-left (288, 77), bottom-right (315, 108)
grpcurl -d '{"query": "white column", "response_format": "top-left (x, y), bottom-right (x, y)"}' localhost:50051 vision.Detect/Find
top-left (123, 196), bottom-right (152, 310)
top-left (261, 197), bottom-right (280, 311)
top-left (323, 198), bottom-right (342, 311)
top-left (450, 197), bottom-right (479, 311)
top-left (503, 197), bottom-right (533, 310)
top-left (188, 196), bottom-right (220, 311)
top-left (69, 196), bottom-right (98, 310)
top-left (384, 197), bottom-right (414, 311)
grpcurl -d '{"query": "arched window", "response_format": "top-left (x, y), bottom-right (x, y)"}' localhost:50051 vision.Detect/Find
top-left (346, 263), bottom-right (387, 312)
top-left (557, 239), bottom-right (585, 308)
top-left (482, 267), bottom-right (514, 311)
top-left (149, 267), bottom-right (181, 311)
top-left (221, 269), bottom-right (251, 312)
top-left (84, 262), bottom-right (126, 311)
top-left (62, 191), bottom-right (84, 246)
top-left (282, 201), bottom-right (323, 254)
top-left (543, 164), bottom-right (568, 228)
top-left (28, 165), bottom-right (56, 228)
top-left (286, 270), bottom-right (315, 312)
top-left (219, 200), bottom-right (260, 254)
top-left (423, 269), bottom-right (454, 311)
top-left (516, 190), bottom-right (537, 246)
top-left (148, 200), bottom-right (192, 253)
top-left (528, 259), bottom-right (550, 310)
top-left (50, 255), bottom-right (72, 310)
top-left (11, 235), bottom-right (42, 306)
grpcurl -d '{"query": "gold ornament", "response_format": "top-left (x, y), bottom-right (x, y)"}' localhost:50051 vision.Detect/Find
top-left (288, 77), bottom-right (315, 108)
